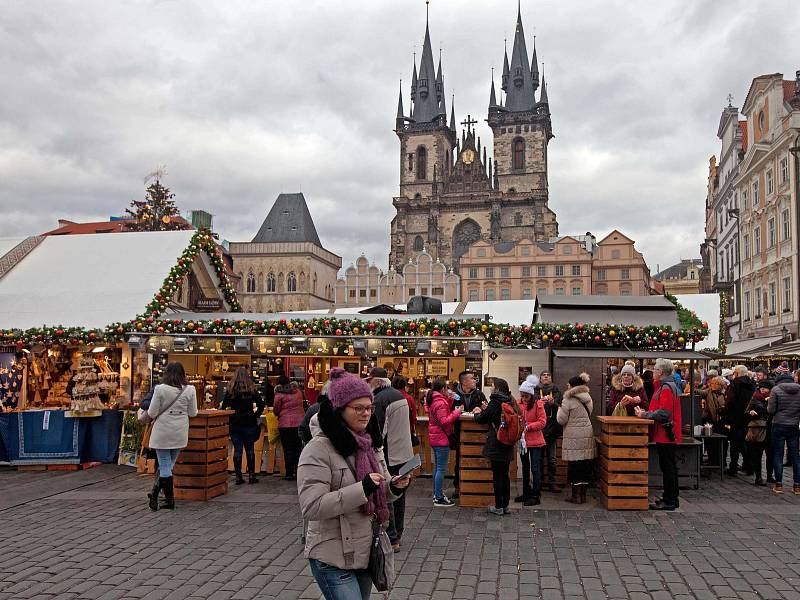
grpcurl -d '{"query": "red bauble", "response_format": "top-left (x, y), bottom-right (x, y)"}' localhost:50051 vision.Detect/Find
top-left (386, 329), bottom-right (393, 336)
top-left (269, 328), bottom-right (276, 335)
top-left (368, 323), bottom-right (376, 331)
top-left (157, 326), bottom-right (165, 333)
top-left (433, 329), bottom-right (440, 336)
top-left (255, 320), bottom-right (263, 326)
top-left (225, 327), bottom-right (232, 334)
top-left (214, 319), bottom-right (222, 325)
top-left (89, 332), bottom-right (96, 340)
top-left (409, 322), bottom-right (417, 330)
top-left (701, 321), bottom-right (709, 329)
top-left (628, 326), bottom-right (636, 334)
top-left (196, 327), bottom-right (204, 334)
top-left (576, 323), bottom-right (584, 331)
top-left (147, 317), bottom-right (154, 324)
top-left (553, 334), bottom-right (561, 342)
top-left (116, 326), bottom-right (124, 334)
top-left (594, 335), bottom-right (602, 342)
top-left (324, 319), bottom-right (331, 327)
top-left (305, 328), bottom-right (312, 335)
top-left (661, 331), bottom-right (669, 338)
top-left (449, 321), bottom-right (456, 329)
top-left (335, 329), bottom-right (343, 336)
top-left (504, 336), bottom-right (512, 344)
top-left (55, 329), bottom-right (64, 336)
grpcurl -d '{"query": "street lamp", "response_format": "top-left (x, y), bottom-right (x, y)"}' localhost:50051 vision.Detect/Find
top-left (790, 133), bottom-right (800, 340)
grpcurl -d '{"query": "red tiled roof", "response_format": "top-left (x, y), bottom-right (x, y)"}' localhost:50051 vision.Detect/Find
top-left (739, 121), bottom-right (748, 152)
top-left (43, 220), bottom-right (132, 235)
top-left (784, 80), bottom-right (797, 102)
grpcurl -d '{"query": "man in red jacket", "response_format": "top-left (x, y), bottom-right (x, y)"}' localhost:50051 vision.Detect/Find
top-left (635, 357), bottom-right (682, 511)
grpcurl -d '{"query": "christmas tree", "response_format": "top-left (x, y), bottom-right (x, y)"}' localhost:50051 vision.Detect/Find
top-left (125, 172), bottom-right (190, 232)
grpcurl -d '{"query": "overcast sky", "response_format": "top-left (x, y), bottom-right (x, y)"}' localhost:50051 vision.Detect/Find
top-left (1, 1), bottom-right (797, 275)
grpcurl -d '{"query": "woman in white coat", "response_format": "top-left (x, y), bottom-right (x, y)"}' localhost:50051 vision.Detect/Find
top-left (146, 362), bottom-right (198, 510)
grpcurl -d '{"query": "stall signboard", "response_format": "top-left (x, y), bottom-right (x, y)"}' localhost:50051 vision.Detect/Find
top-left (426, 359), bottom-right (449, 377)
top-left (194, 297), bottom-right (223, 311)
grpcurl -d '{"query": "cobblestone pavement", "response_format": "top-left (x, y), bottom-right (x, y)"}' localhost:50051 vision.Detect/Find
top-left (1, 465), bottom-right (799, 600)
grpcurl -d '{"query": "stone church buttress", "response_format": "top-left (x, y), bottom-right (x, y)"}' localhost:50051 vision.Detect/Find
top-left (390, 5), bottom-right (558, 273)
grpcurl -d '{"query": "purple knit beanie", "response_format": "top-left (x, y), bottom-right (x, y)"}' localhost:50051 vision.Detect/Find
top-left (328, 367), bottom-right (373, 410)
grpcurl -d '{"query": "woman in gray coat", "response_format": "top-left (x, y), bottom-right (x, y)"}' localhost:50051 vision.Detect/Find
top-left (557, 372), bottom-right (596, 504)
top-left (298, 368), bottom-right (410, 600)
top-left (146, 362), bottom-right (198, 510)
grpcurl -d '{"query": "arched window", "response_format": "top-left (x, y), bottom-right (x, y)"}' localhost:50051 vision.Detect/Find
top-left (266, 273), bottom-right (276, 293)
top-left (513, 138), bottom-right (525, 170)
top-left (312, 273), bottom-right (317, 294)
top-left (246, 272), bottom-right (256, 293)
top-left (514, 212), bottom-right (523, 226)
top-left (413, 235), bottom-right (424, 251)
top-left (416, 146), bottom-right (427, 180)
top-left (287, 272), bottom-right (297, 292)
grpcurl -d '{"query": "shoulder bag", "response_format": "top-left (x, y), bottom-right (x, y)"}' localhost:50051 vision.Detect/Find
top-left (344, 459), bottom-right (395, 591)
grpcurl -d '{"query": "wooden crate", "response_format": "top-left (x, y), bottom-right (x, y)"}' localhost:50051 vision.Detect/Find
top-left (542, 437), bottom-right (567, 489)
top-left (174, 410), bottom-right (233, 501)
top-left (458, 417), bottom-right (516, 508)
top-left (596, 416), bottom-right (652, 511)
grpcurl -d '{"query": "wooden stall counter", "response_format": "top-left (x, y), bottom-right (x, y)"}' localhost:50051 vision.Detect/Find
top-left (458, 414), bottom-right (516, 508)
top-left (174, 410), bottom-right (233, 501)
top-left (597, 416), bottom-right (652, 510)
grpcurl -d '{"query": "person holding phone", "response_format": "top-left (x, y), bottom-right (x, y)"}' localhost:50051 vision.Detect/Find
top-left (298, 368), bottom-right (410, 600)
top-left (426, 378), bottom-right (463, 507)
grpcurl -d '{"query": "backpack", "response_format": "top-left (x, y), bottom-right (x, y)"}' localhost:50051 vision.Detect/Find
top-left (497, 401), bottom-right (523, 446)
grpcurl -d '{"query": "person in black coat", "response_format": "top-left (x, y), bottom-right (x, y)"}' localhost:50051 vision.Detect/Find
top-left (473, 378), bottom-right (517, 516)
top-left (221, 367), bottom-right (265, 484)
top-left (724, 366), bottom-right (755, 476)
top-left (536, 370), bottom-right (563, 492)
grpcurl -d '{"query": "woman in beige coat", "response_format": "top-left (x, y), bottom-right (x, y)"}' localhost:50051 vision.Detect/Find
top-left (146, 362), bottom-right (198, 511)
top-left (557, 372), bottom-right (596, 504)
top-left (298, 368), bottom-right (410, 600)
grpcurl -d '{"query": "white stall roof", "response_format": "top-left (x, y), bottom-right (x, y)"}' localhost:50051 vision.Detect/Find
top-left (0, 230), bottom-right (196, 329)
top-left (461, 300), bottom-right (536, 326)
top-left (674, 294), bottom-right (721, 351)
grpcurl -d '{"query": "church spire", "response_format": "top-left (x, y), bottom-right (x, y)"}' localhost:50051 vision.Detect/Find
top-left (396, 80), bottom-right (405, 128)
top-left (531, 36), bottom-right (540, 94)
top-left (501, 40), bottom-right (510, 91)
top-left (436, 49), bottom-right (447, 116)
top-left (412, 3), bottom-right (442, 123)
top-left (410, 56), bottom-right (417, 106)
top-left (449, 94), bottom-right (456, 131)
top-left (489, 68), bottom-right (498, 108)
top-left (539, 68), bottom-right (549, 106)
top-left (503, 3), bottom-right (536, 112)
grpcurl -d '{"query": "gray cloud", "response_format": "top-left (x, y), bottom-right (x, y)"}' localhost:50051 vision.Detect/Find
top-left (0, 0), bottom-right (797, 274)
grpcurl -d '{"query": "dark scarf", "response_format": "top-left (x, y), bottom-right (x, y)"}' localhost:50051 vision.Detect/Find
top-left (318, 399), bottom-right (389, 522)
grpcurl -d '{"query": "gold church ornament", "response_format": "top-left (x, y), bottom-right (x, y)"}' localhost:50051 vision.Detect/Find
top-left (461, 148), bottom-right (475, 165)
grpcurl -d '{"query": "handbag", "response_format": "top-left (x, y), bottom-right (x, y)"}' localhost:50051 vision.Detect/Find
top-left (344, 460), bottom-right (395, 591)
top-left (746, 418), bottom-right (767, 443)
top-left (429, 409), bottom-right (458, 450)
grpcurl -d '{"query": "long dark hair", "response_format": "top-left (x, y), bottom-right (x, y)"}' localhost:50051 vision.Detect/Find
top-left (492, 377), bottom-right (510, 396)
top-left (425, 377), bottom-right (447, 406)
top-left (229, 366), bottom-right (256, 396)
top-left (162, 362), bottom-right (186, 389)
top-left (392, 375), bottom-right (407, 391)
top-left (523, 392), bottom-right (535, 411)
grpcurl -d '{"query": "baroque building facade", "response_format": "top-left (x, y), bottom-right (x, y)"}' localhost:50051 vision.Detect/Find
top-left (335, 251), bottom-right (460, 308)
top-left (737, 72), bottom-right (800, 340)
top-left (459, 230), bottom-right (654, 301)
top-left (389, 6), bottom-right (557, 273)
top-left (229, 193), bottom-right (341, 313)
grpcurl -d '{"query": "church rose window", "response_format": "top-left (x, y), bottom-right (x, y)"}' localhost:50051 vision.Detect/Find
top-left (452, 218), bottom-right (482, 262)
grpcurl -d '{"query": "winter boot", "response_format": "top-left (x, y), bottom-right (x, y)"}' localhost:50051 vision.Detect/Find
top-left (234, 467), bottom-right (245, 485)
top-left (564, 484), bottom-right (580, 504)
top-left (248, 471), bottom-right (259, 484)
top-left (578, 483), bottom-right (588, 504)
top-left (147, 476), bottom-right (161, 512)
top-left (159, 477), bottom-right (175, 509)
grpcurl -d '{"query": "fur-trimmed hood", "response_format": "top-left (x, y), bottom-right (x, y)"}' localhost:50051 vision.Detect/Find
top-left (275, 382), bottom-right (299, 394)
top-left (611, 373), bottom-right (643, 392)
top-left (563, 385), bottom-right (591, 403)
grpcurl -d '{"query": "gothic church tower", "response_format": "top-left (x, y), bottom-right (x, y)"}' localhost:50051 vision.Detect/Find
top-left (390, 4), bottom-right (557, 273)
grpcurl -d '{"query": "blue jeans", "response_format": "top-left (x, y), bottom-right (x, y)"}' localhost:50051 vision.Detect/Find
top-left (155, 448), bottom-right (181, 477)
top-left (230, 425), bottom-right (259, 474)
top-left (527, 446), bottom-right (543, 497)
top-left (772, 423), bottom-right (800, 484)
top-left (432, 445), bottom-right (450, 500)
top-left (309, 559), bottom-right (371, 600)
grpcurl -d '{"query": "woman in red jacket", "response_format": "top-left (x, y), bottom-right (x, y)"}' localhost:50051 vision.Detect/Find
top-left (516, 378), bottom-right (547, 506)
top-left (426, 378), bottom-right (463, 507)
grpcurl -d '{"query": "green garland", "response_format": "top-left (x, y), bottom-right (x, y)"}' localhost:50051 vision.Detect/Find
top-left (142, 228), bottom-right (241, 317)
top-left (102, 316), bottom-right (709, 350)
top-left (718, 291), bottom-right (728, 354)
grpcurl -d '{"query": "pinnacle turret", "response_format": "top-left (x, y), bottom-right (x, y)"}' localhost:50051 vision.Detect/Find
top-left (410, 7), bottom-right (441, 123)
top-left (503, 4), bottom-right (536, 112)
top-left (489, 72), bottom-right (498, 108)
top-left (539, 71), bottom-right (549, 106)
top-left (531, 37), bottom-right (540, 93)
top-left (449, 95), bottom-right (456, 131)
top-left (396, 80), bottom-right (405, 128)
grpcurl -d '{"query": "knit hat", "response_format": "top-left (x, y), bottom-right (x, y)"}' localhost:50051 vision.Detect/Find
top-left (519, 374), bottom-right (539, 395)
top-left (775, 361), bottom-right (790, 374)
top-left (328, 367), bottom-right (373, 410)
top-left (621, 364), bottom-right (636, 377)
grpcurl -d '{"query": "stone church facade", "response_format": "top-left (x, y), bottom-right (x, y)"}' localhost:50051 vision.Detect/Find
top-left (390, 6), bottom-right (558, 273)
top-left (228, 193), bottom-right (341, 313)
